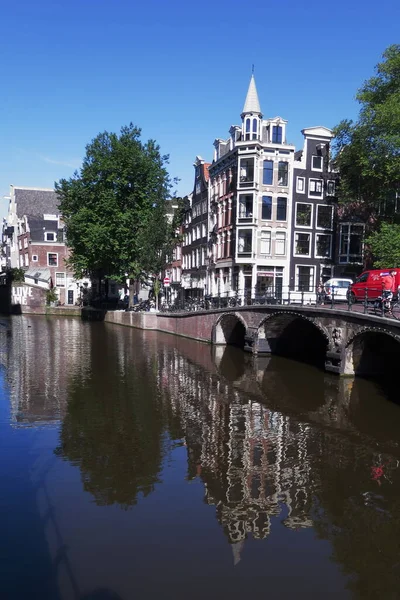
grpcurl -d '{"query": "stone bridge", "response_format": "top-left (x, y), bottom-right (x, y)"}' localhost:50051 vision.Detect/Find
top-left (145, 306), bottom-right (400, 378)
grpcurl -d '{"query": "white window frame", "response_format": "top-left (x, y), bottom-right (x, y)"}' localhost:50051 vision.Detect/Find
top-left (24, 253), bottom-right (29, 267)
top-left (311, 155), bottom-right (323, 172)
top-left (326, 180), bottom-right (336, 196)
top-left (18, 239), bottom-right (22, 250)
top-left (260, 230), bottom-right (272, 256)
top-left (47, 252), bottom-right (58, 267)
top-left (296, 177), bottom-right (305, 194)
top-left (237, 228), bottom-right (253, 255)
top-left (294, 231), bottom-right (312, 258)
top-left (23, 237), bottom-right (28, 248)
top-left (32, 255), bottom-right (38, 262)
top-left (45, 231), bottom-right (57, 242)
top-left (308, 178), bottom-right (323, 199)
top-left (275, 231), bottom-right (286, 256)
top-left (316, 204), bottom-right (333, 230)
top-left (55, 272), bottom-right (66, 288)
top-left (315, 233), bottom-right (332, 259)
top-left (295, 264), bottom-right (315, 292)
top-left (295, 202), bottom-right (313, 229)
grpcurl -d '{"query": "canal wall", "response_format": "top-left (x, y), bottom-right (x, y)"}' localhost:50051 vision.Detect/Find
top-left (104, 310), bottom-right (215, 342)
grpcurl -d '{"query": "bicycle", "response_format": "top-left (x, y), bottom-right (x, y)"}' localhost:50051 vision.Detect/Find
top-left (374, 295), bottom-right (400, 319)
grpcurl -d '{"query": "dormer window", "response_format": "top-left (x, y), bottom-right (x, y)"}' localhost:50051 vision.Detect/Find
top-left (312, 155), bottom-right (323, 171)
top-left (272, 126), bottom-right (282, 144)
top-left (45, 231), bottom-right (56, 242)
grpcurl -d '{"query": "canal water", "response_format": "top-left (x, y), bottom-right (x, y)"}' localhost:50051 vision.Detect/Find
top-left (1, 316), bottom-right (400, 600)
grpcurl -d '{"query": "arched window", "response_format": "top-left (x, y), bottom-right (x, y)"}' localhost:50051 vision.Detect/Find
top-left (245, 118), bottom-right (251, 140)
top-left (252, 118), bottom-right (258, 139)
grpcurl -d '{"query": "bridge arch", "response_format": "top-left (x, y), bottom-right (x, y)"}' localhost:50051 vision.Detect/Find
top-left (257, 311), bottom-right (330, 368)
top-left (213, 312), bottom-right (247, 348)
top-left (344, 327), bottom-right (400, 380)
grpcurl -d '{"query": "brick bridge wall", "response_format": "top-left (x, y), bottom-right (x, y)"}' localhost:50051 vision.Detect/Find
top-left (103, 307), bottom-right (400, 377)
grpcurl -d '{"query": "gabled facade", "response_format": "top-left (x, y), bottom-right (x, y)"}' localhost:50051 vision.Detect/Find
top-left (182, 158), bottom-right (210, 299)
top-left (2, 186), bottom-right (86, 305)
top-left (289, 127), bottom-right (337, 297)
top-left (208, 75), bottom-right (295, 300)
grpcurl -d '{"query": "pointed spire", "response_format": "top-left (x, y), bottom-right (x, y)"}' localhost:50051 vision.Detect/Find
top-left (242, 74), bottom-right (262, 116)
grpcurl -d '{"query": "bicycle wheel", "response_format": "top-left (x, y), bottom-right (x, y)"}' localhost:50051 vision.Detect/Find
top-left (391, 302), bottom-right (400, 320)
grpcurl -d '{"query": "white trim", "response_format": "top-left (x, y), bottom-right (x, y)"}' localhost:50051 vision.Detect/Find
top-left (275, 230), bottom-right (286, 256)
top-left (315, 233), bottom-right (332, 259)
top-left (47, 252), bottom-right (58, 267)
top-left (295, 202), bottom-right (313, 228)
top-left (311, 155), bottom-right (323, 172)
top-left (308, 178), bottom-right (323, 199)
top-left (326, 180), bottom-right (336, 196)
top-left (55, 272), bottom-right (66, 288)
top-left (45, 231), bottom-right (57, 242)
top-left (294, 231), bottom-right (312, 258)
top-left (295, 264), bottom-right (316, 292)
top-left (32, 254), bottom-right (38, 262)
top-left (296, 176), bottom-right (305, 194)
top-left (316, 204), bottom-right (333, 230)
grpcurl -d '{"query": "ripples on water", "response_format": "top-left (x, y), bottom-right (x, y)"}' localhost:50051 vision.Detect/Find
top-left (1, 315), bottom-right (400, 599)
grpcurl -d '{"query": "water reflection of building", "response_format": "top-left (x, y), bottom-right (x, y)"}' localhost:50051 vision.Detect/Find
top-left (0, 316), bottom-right (91, 425)
top-left (156, 342), bottom-right (315, 561)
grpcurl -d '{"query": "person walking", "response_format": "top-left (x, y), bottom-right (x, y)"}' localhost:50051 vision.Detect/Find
top-left (317, 280), bottom-right (325, 305)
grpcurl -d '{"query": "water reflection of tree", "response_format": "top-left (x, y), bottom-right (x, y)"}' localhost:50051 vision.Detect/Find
top-left (56, 326), bottom-right (165, 508)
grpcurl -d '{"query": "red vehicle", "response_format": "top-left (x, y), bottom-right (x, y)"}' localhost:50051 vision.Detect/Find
top-left (348, 269), bottom-right (400, 302)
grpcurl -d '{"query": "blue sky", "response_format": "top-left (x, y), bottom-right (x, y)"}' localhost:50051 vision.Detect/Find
top-left (1, 0), bottom-right (399, 217)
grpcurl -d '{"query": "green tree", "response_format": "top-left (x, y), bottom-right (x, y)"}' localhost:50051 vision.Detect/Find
top-left (366, 222), bottom-right (400, 267)
top-left (56, 124), bottom-right (173, 298)
top-left (333, 45), bottom-right (400, 225)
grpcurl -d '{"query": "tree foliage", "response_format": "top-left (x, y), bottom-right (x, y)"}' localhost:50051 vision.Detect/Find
top-left (366, 223), bottom-right (400, 268)
top-left (56, 124), bottom-right (174, 282)
top-left (333, 45), bottom-right (400, 224)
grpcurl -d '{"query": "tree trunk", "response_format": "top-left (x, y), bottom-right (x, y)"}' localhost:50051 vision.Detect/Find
top-left (128, 279), bottom-right (135, 308)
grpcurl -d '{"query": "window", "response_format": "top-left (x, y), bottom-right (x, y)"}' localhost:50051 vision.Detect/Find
top-left (277, 197), bottom-right (287, 221)
top-left (262, 196), bottom-right (272, 220)
top-left (202, 223), bottom-right (206, 238)
top-left (239, 157), bottom-right (254, 186)
top-left (48, 253), bottom-right (58, 266)
top-left (252, 118), bottom-right (258, 140)
top-left (23, 237), bottom-right (28, 248)
top-left (263, 160), bottom-right (273, 185)
top-left (309, 179), bottom-right (323, 198)
top-left (18, 239), bottom-right (22, 250)
top-left (32, 255), bottom-right (38, 262)
top-left (256, 266), bottom-right (284, 297)
top-left (278, 162), bottom-right (288, 186)
top-left (202, 200), bottom-right (207, 213)
top-left (272, 125), bottom-right (282, 144)
top-left (339, 224), bottom-right (364, 264)
top-left (238, 230), bottom-right (252, 254)
top-left (45, 232), bottom-right (56, 242)
top-left (260, 231), bottom-right (271, 255)
top-left (25, 253), bottom-right (29, 267)
top-left (275, 231), bottom-right (286, 255)
top-left (296, 266), bottom-right (315, 291)
top-left (312, 155), bottom-right (323, 171)
top-left (238, 194), bottom-right (253, 219)
top-left (316, 205), bottom-right (333, 230)
top-left (294, 232), bottom-right (311, 256)
top-left (55, 272), bottom-right (65, 287)
top-left (327, 180), bottom-right (336, 196)
top-left (195, 182), bottom-right (201, 195)
top-left (315, 234), bottom-right (332, 258)
top-left (296, 203), bottom-right (312, 227)
top-left (245, 118), bottom-right (251, 140)
top-left (296, 177), bottom-right (305, 193)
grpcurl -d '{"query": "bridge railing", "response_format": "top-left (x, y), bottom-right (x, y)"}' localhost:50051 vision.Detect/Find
top-left (158, 285), bottom-right (359, 313)
top-left (157, 286), bottom-right (399, 316)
